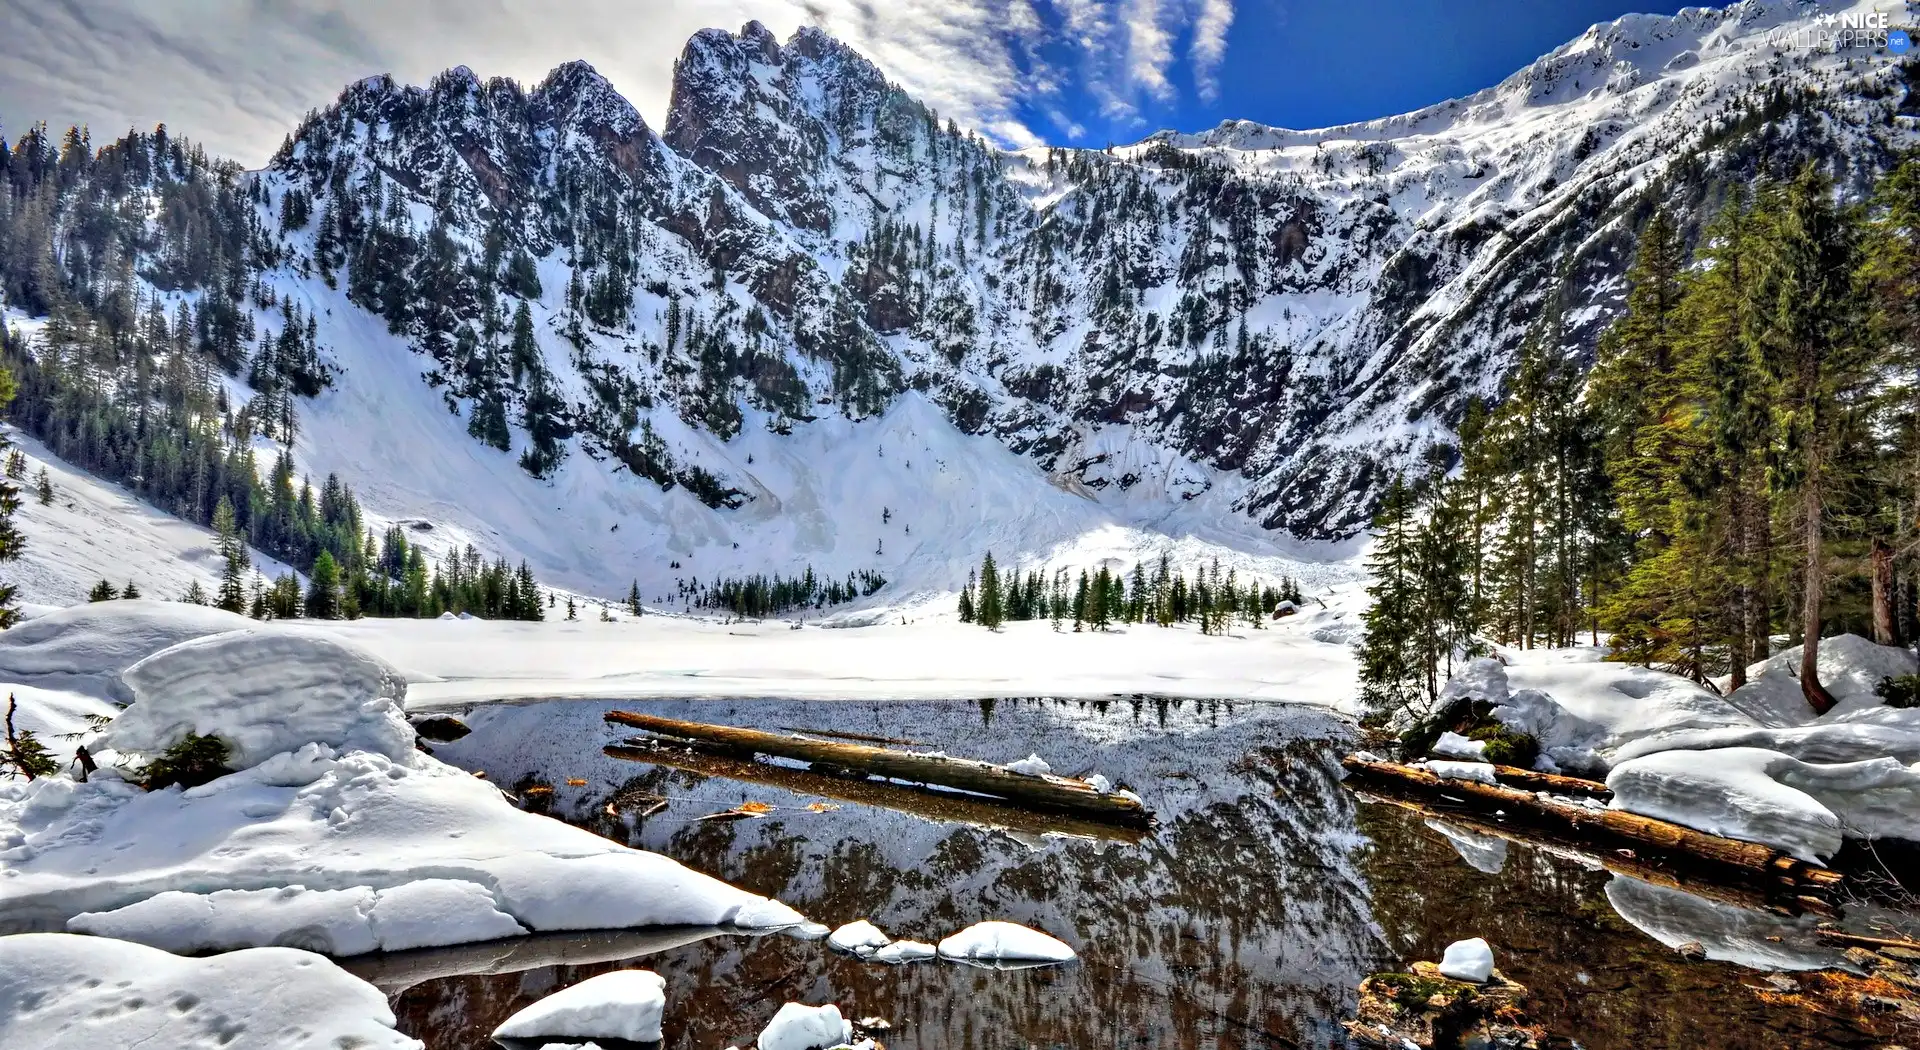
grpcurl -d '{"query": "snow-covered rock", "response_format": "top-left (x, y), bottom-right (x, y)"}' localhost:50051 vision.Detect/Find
top-left (492, 969), bottom-right (668, 1043)
top-left (1085, 773), bottom-right (1112, 793)
top-left (825, 919), bottom-right (891, 958)
top-left (1420, 760), bottom-right (1499, 786)
top-left (0, 932), bottom-right (419, 1048)
top-left (0, 600), bottom-right (250, 700)
top-left (935, 920), bottom-right (1076, 967)
top-left (757, 1002), bottom-right (853, 1050)
top-left (1607, 746), bottom-right (1920, 863)
top-left (1437, 937), bottom-right (1495, 983)
top-left (871, 939), bottom-right (937, 964)
top-left (104, 629), bottom-right (414, 768)
top-left (1430, 731), bottom-right (1487, 760)
top-left (1006, 753), bottom-right (1051, 776)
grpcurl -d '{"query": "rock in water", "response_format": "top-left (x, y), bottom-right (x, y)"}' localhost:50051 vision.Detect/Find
top-left (757, 1002), bottom-right (853, 1050)
top-left (1438, 937), bottom-right (1495, 983)
top-left (936, 920), bottom-right (1076, 967)
top-left (492, 969), bottom-right (668, 1043)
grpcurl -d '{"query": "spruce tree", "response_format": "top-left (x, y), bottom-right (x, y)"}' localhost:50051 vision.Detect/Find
top-left (958, 568), bottom-right (976, 623)
top-left (306, 551), bottom-right (343, 619)
top-left (212, 496), bottom-right (249, 614)
top-left (121, 580), bottom-right (139, 600)
top-left (977, 552), bottom-right (1004, 629)
top-left (88, 579), bottom-right (117, 602)
top-left (627, 580), bottom-right (643, 617)
top-left (1358, 477), bottom-right (1423, 723)
top-left (33, 468), bottom-right (51, 506)
top-left (181, 580), bottom-right (210, 605)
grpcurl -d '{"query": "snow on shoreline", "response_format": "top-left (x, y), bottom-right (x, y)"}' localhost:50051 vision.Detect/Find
top-left (0, 606), bottom-right (805, 956)
top-left (0, 932), bottom-right (421, 1048)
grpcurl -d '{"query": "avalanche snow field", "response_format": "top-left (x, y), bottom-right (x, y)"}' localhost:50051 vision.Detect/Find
top-left (287, 606), bottom-right (1368, 709)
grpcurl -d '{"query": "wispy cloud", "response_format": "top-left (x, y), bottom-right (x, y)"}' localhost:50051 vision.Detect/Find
top-left (1190, 0), bottom-right (1234, 101)
top-left (0, 0), bottom-right (1236, 161)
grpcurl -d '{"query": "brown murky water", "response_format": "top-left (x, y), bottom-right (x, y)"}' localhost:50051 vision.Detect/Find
top-left (372, 697), bottom-right (1890, 1050)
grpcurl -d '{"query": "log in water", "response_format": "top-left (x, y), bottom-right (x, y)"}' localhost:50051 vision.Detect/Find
top-left (604, 709), bottom-right (1151, 825)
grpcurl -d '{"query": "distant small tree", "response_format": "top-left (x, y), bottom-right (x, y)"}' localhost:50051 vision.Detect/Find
top-left (180, 580), bottom-right (210, 605)
top-left (977, 552), bottom-right (1004, 629)
top-left (121, 580), bottom-right (140, 600)
top-left (33, 468), bottom-right (51, 506)
top-left (87, 579), bottom-right (118, 602)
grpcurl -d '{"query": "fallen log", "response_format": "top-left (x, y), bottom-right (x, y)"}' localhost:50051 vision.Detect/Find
top-left (1342, 755), bottom-right (1842, 899)
top-left (1485, 764), bottom-right (1612, 801)
top-left (605, 741), bottom-right (1147, 844)
top-left (778, 725), bottom-right (928, 747)
top-left (1356, 790), bottom-right (1836, 918)
top-left (605, 710), bottom-right (1149, 825)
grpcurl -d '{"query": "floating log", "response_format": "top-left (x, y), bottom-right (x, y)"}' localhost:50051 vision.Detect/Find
top-left (605, 710), bottom-right (1149, 825)
top-left (1814, 928), bottom-right (1920, 955)
top-left (606, 741), bottom-right (1146, 844)
top-left (1342, 755), bottom-right (1842, 900)
top-left (1356, 790), bottom-right (1836, 918)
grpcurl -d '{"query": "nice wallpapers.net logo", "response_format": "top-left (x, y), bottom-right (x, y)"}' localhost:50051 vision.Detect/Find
top-left (1766, 10), bottom-right (1912, 53)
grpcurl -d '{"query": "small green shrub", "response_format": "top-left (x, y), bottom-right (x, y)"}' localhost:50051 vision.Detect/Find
top-left (138, 734), bottom-right (233, 790)
top-left (1468, 724), bottom-right (1540, 768)
top-left (1876, 674), bottom-right (1920, 709)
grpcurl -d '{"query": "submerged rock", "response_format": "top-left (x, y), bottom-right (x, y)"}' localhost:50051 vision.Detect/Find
top-left (1343, 960), bottom-right (1547, 1049)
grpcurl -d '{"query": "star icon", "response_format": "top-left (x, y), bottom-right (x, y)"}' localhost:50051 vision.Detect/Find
top-left (1818, 12), bottom-right (1839, 25)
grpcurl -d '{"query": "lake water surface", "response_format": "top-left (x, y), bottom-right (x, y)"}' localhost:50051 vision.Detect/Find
top-left (385, 696), bottom-right (1887, 1049)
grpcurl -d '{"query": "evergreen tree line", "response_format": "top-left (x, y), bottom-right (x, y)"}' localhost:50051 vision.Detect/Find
top-left (670, 567), bottom-right (887, 619)
top-left (957, 550), bottom-right (1305, 633)
top-left (1360, 159), bottom-right (1920, 721)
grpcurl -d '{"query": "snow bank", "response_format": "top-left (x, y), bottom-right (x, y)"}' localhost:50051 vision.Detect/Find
top-left (70, 879), bottom-right (527, 956)
top-left (758, 1002), bottom-right (853, 1050)
top-left (0, 600), bottom-right (250, 700)
top-left (492, 969), bottom-right (667, 1043)
top-left (936, 920), bottom-right (1076, 967)
top-left (1, 741), bottom-right (803, 955)
top-left (1607, 747), bottom-right (1920, 862)
top-left (1725, 634), bottom-right (1916, 723)
top-left (826, 919), bottom-right (890, 958)
top-left (0, 932), bottom-right (419, 1048)
top-left (1437, 937), bottom-right (1494, 982)
top-left (104, 628), bottom-right (413, 768)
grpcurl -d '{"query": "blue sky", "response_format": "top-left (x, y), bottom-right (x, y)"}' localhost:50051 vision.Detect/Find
top-left (1027, 0), bottom-right (1722, 146)
top-left (0, 0), bottom-right (1739, 164)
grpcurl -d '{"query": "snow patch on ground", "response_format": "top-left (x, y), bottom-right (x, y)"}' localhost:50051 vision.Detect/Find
top-left (0, 600), bottom-right (252, 701)
top-left (0, 932), bottom-right (419, 1048)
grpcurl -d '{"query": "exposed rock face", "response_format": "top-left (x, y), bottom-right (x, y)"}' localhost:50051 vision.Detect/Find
top-left (259, 3), bottom-right (1913, 534)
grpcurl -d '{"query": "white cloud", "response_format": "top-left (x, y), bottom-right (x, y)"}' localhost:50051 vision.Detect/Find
top-left (1190, 0), bottom-right (1234, 101)
top-left (0, 0), bottom-right (1235, 161)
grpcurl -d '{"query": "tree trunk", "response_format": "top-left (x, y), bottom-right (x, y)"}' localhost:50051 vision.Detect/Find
top-left (1801, 453), bottom-right (1838, 716)
top-left (1873, 537), bottom-right (1897, 647)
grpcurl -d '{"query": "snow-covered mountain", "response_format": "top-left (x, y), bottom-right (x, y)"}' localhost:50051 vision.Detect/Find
top-left (6, 0), bottom-right (1916, 602)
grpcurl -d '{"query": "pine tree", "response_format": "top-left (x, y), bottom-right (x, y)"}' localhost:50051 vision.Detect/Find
top-left (306, 551), bottom-right (343, 619)
top-left (88, 579), bottom-right (118, 602)
top-left (121, 580), bottom-right (140, 600)
top-left (958, 568), bottom-right (976, 623)
top-left (976, 552), bottom-right (1004, 629)
top-left (1358, 477), bottom-right (1423, 723)
top-left (212, 496), bottom-right (249, 614)
top-left (33, 468), bottom-right (51, 506)
top-left (0, 368), bottom-right (24, 628)
top-left (627, 580), bottom-right (643, 617)
top-left (181, 580), bottom-right (210, 605)
top-left (565, 595), bottom-right (578, 621)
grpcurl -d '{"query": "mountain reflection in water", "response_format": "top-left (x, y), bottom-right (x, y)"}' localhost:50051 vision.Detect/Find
top-left (390, 697), bottom-right (1879, 1050)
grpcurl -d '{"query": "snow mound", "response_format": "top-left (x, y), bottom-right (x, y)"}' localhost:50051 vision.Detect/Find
top-left (104, 628), bottom-right (413, 768)
top-left (1430, 731), bottom-right (1487, 760)
top-left (0, 600), bottom-right (251, 700)
top-left (1085, 773), bottom-right (1113, 793)
top-left (758, 1002), bottom-right (853, 1050)
top-left (71, 879), bottom-right (527, 956)
top-left (936, 920), bottom-right (1076, 967)
top-left (1006, 753), bottom-right (1051, 775)
top-left (871, 939), bottom-right (937, 964)
top-left (492, 969), bottom-right (667, 1043)
top-left (826, 919), bottom-right (891, 957)
top-left (0, 932), bottom-right (418, 1048)
top-left (1438, 937), bottom-right (1494, 983)
top-left (1420, 760), bottom-right (1499, 785)
top-left (1728, 635), bottom-right (1917, 724)
top-left (1607, 747), bottom-right (1920, 863)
